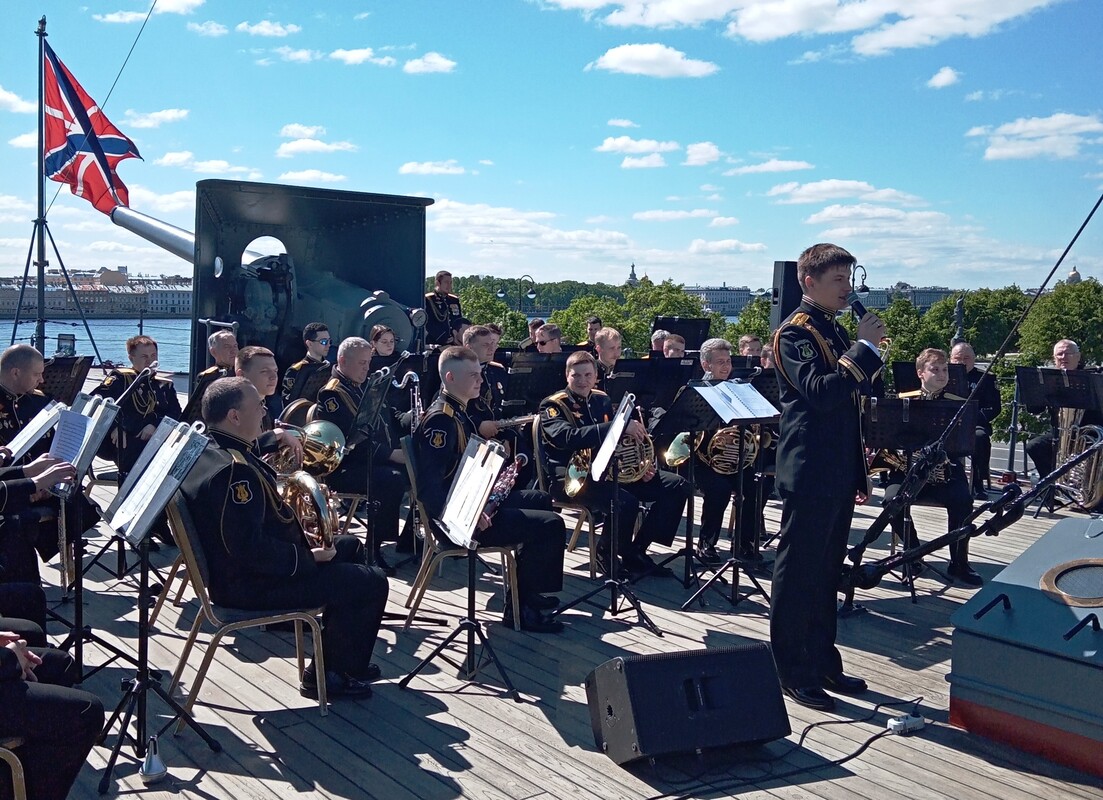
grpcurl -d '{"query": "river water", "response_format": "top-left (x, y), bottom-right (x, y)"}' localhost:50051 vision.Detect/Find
top-left (7, 317), bottom-right (194, 374)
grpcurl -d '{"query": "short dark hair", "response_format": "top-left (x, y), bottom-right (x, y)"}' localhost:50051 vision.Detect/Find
top-left (585, 315), bottom-right (602, 326)
top-left (450, 316), bottom-right (472, 332)
top-left (369, 324), bottom-right (394, 343)
top-left (438, 345), bottom-right (477, 381)
top-left (486, 322), bottom-right (503, 336)
top-left (916, 348), bottom-right (947, 372)
top-left (797, 243), bottom-right (856, 285)
top-left (203, 376), bottom-right (253, 424)
top-left (566, 350), bottom-right (596, 373)
top-left (463, 325), bottom-right (493, 347)
top-left (536, 323), bottom-right (561, 341)
top-left (0, 344), bottom-right (43, 374)
top-left (126, 335), bottom-right (157, 354)
top-left (435, 270), bottom-right (452, 284)
top-left (303, 322), bottom-right (329, 342)
top-left (236, 345), bottom-right (275, 373)
top-left (528, 318), bottom-right (545, 332)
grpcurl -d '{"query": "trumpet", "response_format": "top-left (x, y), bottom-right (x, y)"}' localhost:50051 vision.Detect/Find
top-left (266, 420), bottom-right (346, 477)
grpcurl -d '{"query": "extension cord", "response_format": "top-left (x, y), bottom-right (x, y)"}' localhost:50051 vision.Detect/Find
top-left (887, 714), bottom-right (925, 734)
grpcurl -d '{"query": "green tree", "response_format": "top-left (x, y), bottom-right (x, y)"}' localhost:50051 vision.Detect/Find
top-left (919, 287), bottom-right (1029, 357)
top-left (727, 296), bottom-right (770, 344)
top-left (457, 285), bottom-right (528, 341)
top-left (1017, 279), bottom-right (1103, 366)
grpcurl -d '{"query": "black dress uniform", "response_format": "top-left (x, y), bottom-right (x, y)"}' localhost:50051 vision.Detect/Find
top-left (770, 297), bottom-right (882, 692)
top-left (91, 367), bottom-right (183, 475)
top-left (0, 384), bottom-right (52, 452)
top-left (182, 365), bottom-right (230, 424)
top-left (314, 370), bottom-right (407, 549)
top-left (281, 355), bottom-right (332, 404)
top-left (0, 466), bottom-right (55, 584)
top-left (962, 366), bottom-right (1001, 495)
top-left (539, 388), bottom-right (691, 575)
top-left (1025, 369), bottom-right (1103, 480)
top-left (415, 390), bottom-right (565, 620)
top-left (424, 291), bottom-right (463, 346)
top-left (179, 429), bottom-right (388, 680)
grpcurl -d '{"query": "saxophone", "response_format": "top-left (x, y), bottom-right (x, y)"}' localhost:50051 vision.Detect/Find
top-left (280, 470), bottom-right (341, 548)
top-left (484, 453), bottom-right (529, 520)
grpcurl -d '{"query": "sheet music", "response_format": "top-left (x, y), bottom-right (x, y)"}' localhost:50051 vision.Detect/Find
top-left (592, 394), bottom-right (634, 482)
top-left (706, 381), bottom-right (779, 423)
top-left (4, 401), bottom-right (61, 462)
top-left (439, 437), bottom-right (504, 549)
top-left (49, 409), bottom-right (94, 463)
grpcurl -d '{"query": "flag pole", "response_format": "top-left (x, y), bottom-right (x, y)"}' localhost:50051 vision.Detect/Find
top-left (34, 16), bottom-right (48, 356)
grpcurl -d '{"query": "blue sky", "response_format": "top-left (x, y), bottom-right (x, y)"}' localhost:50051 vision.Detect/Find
top-left (1, 0), bottom-right (1100, 295)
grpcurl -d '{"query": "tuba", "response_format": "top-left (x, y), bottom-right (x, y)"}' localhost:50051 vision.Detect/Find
top-left (267, 420), bottom-right (347, 477)
top-left (280, 470), bottom-right (341, 547)
top-left (1055, 407), bottom-right (1103, 508)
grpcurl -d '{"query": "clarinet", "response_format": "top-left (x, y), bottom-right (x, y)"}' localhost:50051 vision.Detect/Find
top-left (393, 371), bottom-right (422, 432)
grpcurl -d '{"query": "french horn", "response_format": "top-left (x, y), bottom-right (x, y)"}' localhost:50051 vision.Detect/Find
top-left (280, 469), bottom-right (341, 547)
top-left (267, 420), bottom-right (347, 477)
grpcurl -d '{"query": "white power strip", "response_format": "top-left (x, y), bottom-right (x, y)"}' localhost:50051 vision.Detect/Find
top-left (887, 714), bottom-right (925, 734)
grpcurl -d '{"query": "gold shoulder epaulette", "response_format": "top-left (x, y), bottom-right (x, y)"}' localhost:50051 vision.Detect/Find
top-left (321, 377), bottom-right (340, 391)
top-left (546, 390), bottom-right (569, 403)
top-left (440, 404), bottom-right (455, 418)
top-left (591, 389), bottom-right (609, 397)
top-left (789, 312), bottom-right (811, 328)
top-left (488, 360), bottom-right (504, 369)
top-left (228, 450), bottom-right (249, 464)
top-left (899, 389), bottom-right (923, 398)
top-left (198, 366), bottom-right (219, 377)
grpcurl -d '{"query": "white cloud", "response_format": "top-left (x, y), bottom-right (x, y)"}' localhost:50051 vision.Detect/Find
top-left (700, 183), bottom-right (722, 192)
top-left (126, 185), bottom-right (196, 214)
top-left (965, 90), bottom-right (985, 102)
top-left (595, 135), bottom-right (680, 154)
top-left (152, 150), bottom-right (261, 178)
top-left (586, 43), bottom-right (719, 78)
top-left (967, 112), bottom-right (1103, 160)
top-left (767, 179), bottom-right (923, 205)
top-left (187, 21), bottom-right (228, 36)
top-left (633, 209), bottom-right (716, 221)
top-left (94, 11), bottom-right (147, 23)
top-left (274, 47), bottom-right (322, 63)
top-left (7, 132), bottom-right (35, 148)
top-left (608, 118), bottom-right (639, 128)
top-left (724, 158), bottom-right (815, 175)
top-left (276, 138), bottom-right (358, 157)
top-left (927, 66), bottom-right (960, 89)
top-left (688, 238), bottom-right (768, 254)
top-left (154, 0), bottom-right (205, 13)
top-left (684, 141), bottom-right (721, 166)
top-left (278, 169), bottom-right (347, 183)
top-left (709, 216), bottom-right (739, 227)
top-left (354, 12), bottom-right (371, 21)
top-left (236, 20), bottom-right (302, 37)
top-left (479, 159), bottom-right (495, 166)
top-left (0, 85), bottom-right (35, 114)
top-left (399, 160), bottom-right (466, 175)
top-left (122, 108), bottom-right (189, 128)
top-left (404, 52), bottom-right (457, 74)
top-left (280, 123), bottom-right (325, 138)
top-left (622, 154), bottom-right (667, 168)
top-left (330, 48), bottom-right (396, 66)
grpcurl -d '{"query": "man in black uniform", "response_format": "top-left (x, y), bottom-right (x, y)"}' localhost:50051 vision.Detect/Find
top-left (181, 377), bottom-right (388, 697)
top-left (315, 337), bottom-right (407, 575)
top-left (281, 322), bottom-right (333, 405)
top-left (770, 243), bottom-right (884, 711)
top-left (593, 326), bottom-right (622, 390)
top-left (1024, 339), bottom-right (1099, 481)
top-left (182, 329), bottom-right (238, 424)
top-left (92, 335), bottom-right (182, 476)
top-left (416, 346), bottom-right (566, 633)
top-left (950, 341), bottom-right (1001, 499)
top-left (577, 315), bottom-right (602, 354)
top-left (540, 351), bottom-right (691, 579)
top-left (424, 270), bottom-right (463, 346)
top-left (0, 345), bottom-right (52, 452)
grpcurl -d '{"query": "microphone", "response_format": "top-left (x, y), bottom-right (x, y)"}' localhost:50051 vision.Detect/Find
top-left (137, 360), bottom-right (159, 381)
top-left (846, 291), bottom-right (869, 319)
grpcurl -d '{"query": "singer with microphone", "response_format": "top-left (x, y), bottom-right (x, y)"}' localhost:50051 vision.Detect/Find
top-left (769, 243), bottom-right (885, 712)
top-left (91, 335), bottom-right (182, 477)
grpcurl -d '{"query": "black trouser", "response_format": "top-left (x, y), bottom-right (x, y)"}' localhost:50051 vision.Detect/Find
top-left (555, 469), bottom-right (690, 558)
top-left (770, 490), bottom-right (853, 689)
top-left (1026, 430), bottom-right (1056, 479)
top-left (219, 536), bottom-right (389, 678)
top-left (470, 489), bottom-right (564, 602)
top-left (884, 470), bottom-right (974, 566)
top-left (0, 584), bottom-right (46, 634)
top-left (328, 462), bottom-right (408, 550)
top-left (695, 461), bottom-right (760, 549)
top-left (971, 427), bottom-right (993, 491)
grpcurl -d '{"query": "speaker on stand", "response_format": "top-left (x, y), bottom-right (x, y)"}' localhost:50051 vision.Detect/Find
top-left (769, 260), bottom-right (801, 333)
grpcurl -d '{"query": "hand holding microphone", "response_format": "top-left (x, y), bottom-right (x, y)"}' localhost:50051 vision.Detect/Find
top-left (848, 291), bottom-right (887, 346)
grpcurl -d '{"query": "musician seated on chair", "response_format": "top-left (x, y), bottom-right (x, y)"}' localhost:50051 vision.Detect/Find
top-left (315, 337), bottom-right (408, 576)
top-left (518, 318), bottom-right (545, 352)
top-left (281, 322), bottom-right (332, 405)
top-left (0, 345), bottom-right (52, 454)
top-left (1024, 339), bottom-right (1102, 483)
top-left (534, 323), bottom-right (563, 354)
top-left (0, 456), bottom-right (78, 585)
top-left (540, 351), bottom-right (691, 580)
top-left (593, 327), bottom-right (622, 390)
top-left (885, 348), bottom-right (981, 586)
top-left (182, 377), bottom-right (389, 698)
top-left (661, 334), bottom-right (685, 360)
top-left (416, 346), bottom-right (566, 634)
top-left (182, 330), bottom-right (238, 423)
top-left (235, 346), bottom-right (303, 465)
top-left (950, 341), bottom-right (1001, 500)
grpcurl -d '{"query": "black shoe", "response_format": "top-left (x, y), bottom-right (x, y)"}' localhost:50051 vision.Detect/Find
top-left (783, 686), bottom-right (836, 711)
top-left (303, 662), bottom-right (381, 687)
top-left (394, 534), bottom-right (416, 554)
top-left (739, 545), bottom-right (764, 563)
top-left (525, 594), bottom-right (561, 611)
top-left (626, 552), bottom-right (674, 579)
top-left (373, 553), bottom-right (396, 577)
top-left (973, 487), bottom-right (989, 501)
top-left (948, 563), bottom-right (984, 587)
top-left (503, 604), bottom-right (564, 633)
top-left (300, 669), bottom-right (373, 699)
top-left (696, 545), bottom-right (723, 567)
top-left (822, 672), bottom-right (868, 695)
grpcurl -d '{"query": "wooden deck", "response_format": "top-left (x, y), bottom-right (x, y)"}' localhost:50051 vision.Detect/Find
top-left (54, 478), bottom-right (1103, 800)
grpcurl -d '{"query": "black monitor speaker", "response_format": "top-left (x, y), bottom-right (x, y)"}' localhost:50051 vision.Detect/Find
top-left (769, 260), bottom-right (801, 333)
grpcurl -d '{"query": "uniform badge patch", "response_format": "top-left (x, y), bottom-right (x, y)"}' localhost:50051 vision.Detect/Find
top-left (230, 480), bottom-right (253, 505)
top-left (324, 397), bottom-right (339, 413)
top-left (796, 341), bottom-right (816, 362)
top-left (546, 406), bottom-right (559, 418)
top-left (429, 430), bottom-right (447, 449)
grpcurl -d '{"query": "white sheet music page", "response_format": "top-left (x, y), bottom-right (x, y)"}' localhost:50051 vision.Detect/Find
top-left (711, 381), bottom-right (779, 423)
top-left (439, 438), bottom-right (504, 549)
top-left (110, 427), bottom-right (183, 536)
top-left (49, 409), bottom-right (93, 463)
top-left (5, 401), bottom-right (61, 462)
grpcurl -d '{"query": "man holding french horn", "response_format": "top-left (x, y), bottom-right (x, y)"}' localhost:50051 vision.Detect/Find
top-left (181, 377), bottom-right (389, 699)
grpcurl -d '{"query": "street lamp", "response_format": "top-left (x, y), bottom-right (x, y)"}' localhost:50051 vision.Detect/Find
top-left (497, 274), bottom-right (537, 313)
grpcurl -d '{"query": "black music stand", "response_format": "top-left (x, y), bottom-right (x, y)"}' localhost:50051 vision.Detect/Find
top-left (502, 352), bottom-right (572, 415)
top-left (653, 316), bottom-right (710, 350)
top-left (862, 397), bottom-right (976, 603)
top-left (680, 380), bottom-right (779, 612)
top-left (399, 438), bottom-right (520, 700)
top-left (748, 369), bottom-right (781, 554)
top-left (551, 395), bottom-right (662, 636)
top-left (1016, 366), bottom-right (1103, 514)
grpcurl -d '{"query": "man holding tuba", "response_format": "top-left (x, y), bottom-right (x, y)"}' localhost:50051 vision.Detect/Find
top-left (1024, 339), bottom-right (1102, 482)
top-left (540, 351), bottom-right (691, 579)
top-left (416, 346), bottom-right (566, 633)
top-left (180, 377), bottom-right (389, 698)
